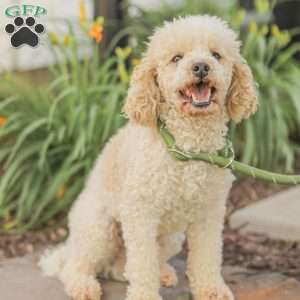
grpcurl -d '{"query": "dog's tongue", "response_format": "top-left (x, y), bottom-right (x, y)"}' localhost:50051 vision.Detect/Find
top-left (190, 84), bottom-right (211, 103)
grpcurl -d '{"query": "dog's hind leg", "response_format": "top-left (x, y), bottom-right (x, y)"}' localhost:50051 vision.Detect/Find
top-left (59, 217), bottom-right (120, 300)
top-left (105, 248), bottom-right (127, 282)
top-left (57, 193), bottom-right (121, 300)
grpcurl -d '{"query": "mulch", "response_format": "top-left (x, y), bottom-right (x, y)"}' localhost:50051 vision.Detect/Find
top-left (0, 226), bottom-right (67, 260)
top-left (0, 171), bottom-right (299, 280)
top-left (223, 161), bottom-right (300, 280)
top-left (224, 230), bottom-right (300, 280)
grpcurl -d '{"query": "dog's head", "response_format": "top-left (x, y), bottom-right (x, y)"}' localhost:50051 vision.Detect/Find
top-left (124, 15), bottom-right (257, 126)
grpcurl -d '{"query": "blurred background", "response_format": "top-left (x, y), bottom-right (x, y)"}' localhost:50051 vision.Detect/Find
top-left (0, 0), bottom-right (300, 287)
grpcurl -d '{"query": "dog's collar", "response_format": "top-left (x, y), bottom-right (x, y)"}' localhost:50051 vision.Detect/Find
top-left (157, 118), bottom-right (235, 167)
top-left (157, 118), bottom-right (300, 185)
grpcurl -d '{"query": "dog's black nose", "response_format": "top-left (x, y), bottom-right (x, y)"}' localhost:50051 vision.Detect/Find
top-left (192, 63), bottom-right (210, 78)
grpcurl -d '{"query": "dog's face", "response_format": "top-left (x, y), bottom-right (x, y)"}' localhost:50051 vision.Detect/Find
top-left (124, 16), bottom-right (257, 125)
top-left (156, 25), bottom-right (235, 118)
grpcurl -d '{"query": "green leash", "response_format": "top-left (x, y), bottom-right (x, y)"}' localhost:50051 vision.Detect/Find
top-left (158, 119), bottom-right (300, 185)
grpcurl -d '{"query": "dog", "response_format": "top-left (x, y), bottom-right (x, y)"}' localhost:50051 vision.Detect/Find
top-left (40, 15), bottom-right (257, 300)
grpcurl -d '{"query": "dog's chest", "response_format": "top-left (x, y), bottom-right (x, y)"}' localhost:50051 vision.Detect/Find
top-left (172, 160), bottom-right (208, 201)
top-left (157, 158), bottom-right (212, 231)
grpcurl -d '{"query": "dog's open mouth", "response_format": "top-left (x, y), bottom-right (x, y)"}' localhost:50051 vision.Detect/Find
top-left (179, 82), bottom-right (216, 108)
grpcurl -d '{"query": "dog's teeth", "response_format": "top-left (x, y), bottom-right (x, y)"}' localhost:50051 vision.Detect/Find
top-left (192, 100), bottom-right (210, 108)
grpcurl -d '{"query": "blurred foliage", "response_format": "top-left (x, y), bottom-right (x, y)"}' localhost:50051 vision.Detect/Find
top-left (233, 23), bottom-right (300, 171)
top-left (0, 17), bottom-right (129, 233)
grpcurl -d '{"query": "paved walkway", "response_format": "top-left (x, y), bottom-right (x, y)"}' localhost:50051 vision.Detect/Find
top-left (1, 253), bottom-right (300, 300)
top-left (230, 187), bottom-right (300, 241)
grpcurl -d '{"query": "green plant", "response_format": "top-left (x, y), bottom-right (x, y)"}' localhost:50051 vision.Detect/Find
top-left (232, 23), bottom-right (300, 172)
top-left (0, 19), bottom-right (128, 233)
top-left (125, 0), bottom-right (300, 172)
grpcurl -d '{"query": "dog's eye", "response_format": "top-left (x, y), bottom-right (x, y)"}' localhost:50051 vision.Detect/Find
top-left (171, 54), bottom-right (183, 63)
top-left (212, 51), bottom-right (222, 60)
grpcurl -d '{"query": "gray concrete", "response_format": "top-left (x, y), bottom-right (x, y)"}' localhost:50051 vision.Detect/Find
top-left (0, 253), bottom-right (191, 300)
top-left (230, 187), bottom-right (300, 241)
top-left (2, 253), bottom-right (300, 300)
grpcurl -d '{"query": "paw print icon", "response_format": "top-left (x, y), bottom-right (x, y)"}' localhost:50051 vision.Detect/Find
top-left (5, 16), bottom-right (45, 48)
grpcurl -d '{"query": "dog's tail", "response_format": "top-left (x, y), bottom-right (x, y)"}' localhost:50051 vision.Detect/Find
top-left (39, 244), bottom-right (67, 278)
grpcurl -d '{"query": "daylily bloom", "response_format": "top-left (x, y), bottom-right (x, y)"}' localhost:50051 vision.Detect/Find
top-left (232, 9), bottom-right (246, 27)
top-left (248, 21), bottom-right (258, 34)
top-left (79, 0), bottom-right (87, 27)
top-left (56, 186), bottom-right (66, 199)
top-left (271, 25), bottom-right (290, 47)
top-left (63, 34), bottom-right (73, 47)
top-left (0, 117), bottom-right (7, 127)
top-left (255, 0), bottom-right (269, 13)
top-left (88, 24), bottom-right (103, 43)
top-left (131, 58), bottom-right (141, 66)
top-left (260, 25), bottom-right (268, 36)
top-left (271, 24), bottom-right (280, 38)
top-left (48, 32), bottom-right (60, 45)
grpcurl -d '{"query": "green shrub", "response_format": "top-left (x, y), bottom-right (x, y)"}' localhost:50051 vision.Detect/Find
top-left (232, 23), bottom-right (300, 171)
top-left (0, 20), bottom-right (128, 233)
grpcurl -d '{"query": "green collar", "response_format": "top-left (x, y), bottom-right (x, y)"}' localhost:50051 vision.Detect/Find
top-left (157, 118), bottom-right (235, 166)
top-left (157, 118), bottom-right (300, 185)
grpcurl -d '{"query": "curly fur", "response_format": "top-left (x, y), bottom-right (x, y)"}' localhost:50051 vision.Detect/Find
top-left (123, 56), bottom-right (162, 126)
top-left (40, 15), bottom-right (257, 300)
top-left (227, 63), bottom-right (257, 122)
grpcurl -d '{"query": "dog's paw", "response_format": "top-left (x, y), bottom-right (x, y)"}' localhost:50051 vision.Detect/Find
top-left (195, 284), bottom-right (234, 300)
top-left (65, 275), bottom-right (102, 300)
top-left (160, 263), bottom-right (178, 287)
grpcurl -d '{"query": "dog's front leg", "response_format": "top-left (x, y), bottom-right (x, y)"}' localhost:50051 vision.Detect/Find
top-left (187, 196), bottom-right (234, 300)
top-left (121, 210), bottom-right (161, 300)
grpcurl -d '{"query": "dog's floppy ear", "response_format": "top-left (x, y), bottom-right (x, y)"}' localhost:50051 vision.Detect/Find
top-left (123, 55), bottom-right (161, 127)
top-left (227, 60), bottom-right (258, 123)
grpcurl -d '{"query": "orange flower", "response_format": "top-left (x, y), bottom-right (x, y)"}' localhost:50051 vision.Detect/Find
top-left (88, 24), bottom-right (103, 43)
top-left (56, 186), bottom-right (66, 199)
top-left (0, 117), bottom-right (7, 127)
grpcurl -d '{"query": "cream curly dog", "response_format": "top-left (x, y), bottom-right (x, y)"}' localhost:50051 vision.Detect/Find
top-left (40, 15), bottom-right (257, 300)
